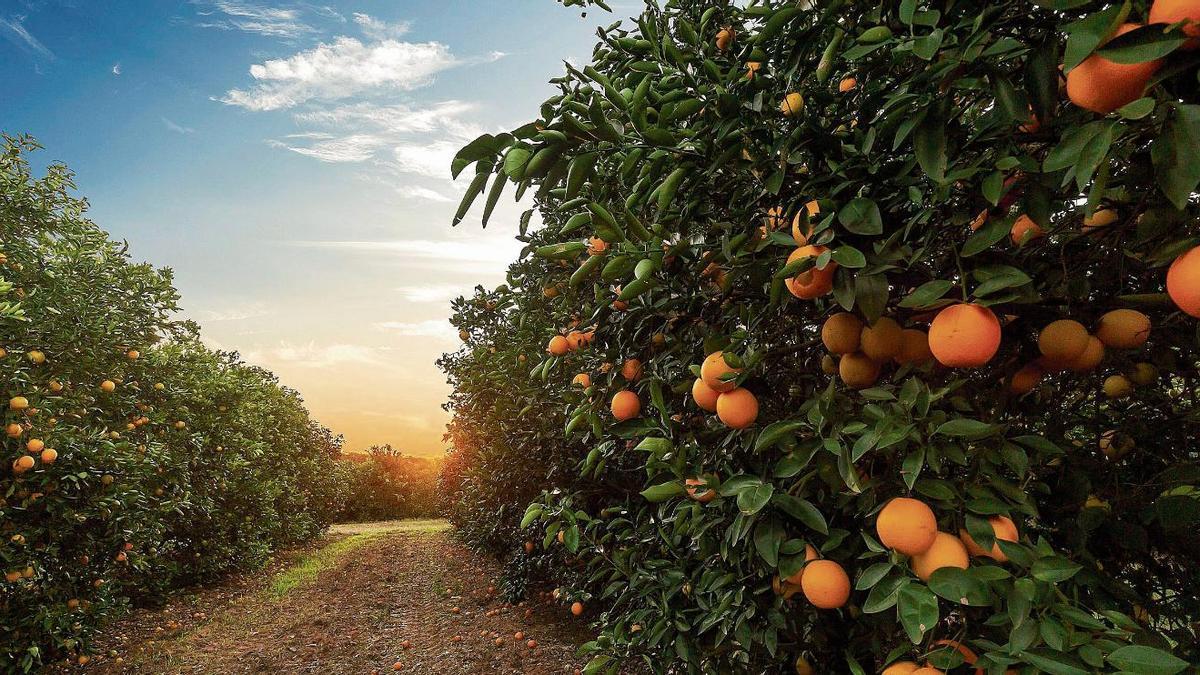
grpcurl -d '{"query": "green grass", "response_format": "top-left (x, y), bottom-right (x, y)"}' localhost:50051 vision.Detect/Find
top-left (328, 518), bottom-right (449, 536)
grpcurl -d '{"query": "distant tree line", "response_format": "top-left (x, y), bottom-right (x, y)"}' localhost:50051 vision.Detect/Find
top-left (333, 445), bottom-right (441, 521)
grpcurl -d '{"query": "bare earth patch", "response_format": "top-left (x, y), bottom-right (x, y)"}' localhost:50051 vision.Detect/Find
top-left (64, 520), bottom-right (598, 674)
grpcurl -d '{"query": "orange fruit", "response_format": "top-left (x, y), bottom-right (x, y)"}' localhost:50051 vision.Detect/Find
top-left (910, 668), bottom-right (944, 675)
top-left (621, 359), bottom-right (643, 381)
top-left (820, 354), bottom-right (838, 375)
top-left (959, 515), bottom-right (1019, 562)
top-left (1103, 374), bottom-right (1134, 399)
top-left (1083, 208), bottom-right (1119, 231)
top-left (700, 351), bottom-right (741, 392)
top-left (784, 246), bottom-right (836, 299)
top-left (13, 455), bottom-right (35, 473)
top-left (1067, 24), bottom-right (1162, 113)
top-left (877, 498), bottom-right (939, 555)
top-left (1150, 0), bottom-right (1200, 47)
top-left (1129, 362), bottom-right (1158, 385)
top-left (127, 349), bottom-right (140, 360)
top-left (685, 476), bottom-right (718, 503)
top-left (1010, 215), bottom-right (1044, 245)
top-left (1009, 363), bottom-right (1043, 394)
top-left (1038, 319), bottom-right (1090, 363)
top-left (1066, 335), bottom-right (1105, 372)
top-left (5, 423), bottom-right (21, 438)
top-left (1167, 246), bottom-right (1200, 317)
top-left (895, 329), bottom-right (933, 365)
top-left (780, 92), bottom-right (804, 116)
top-left (821, 313), bottom-right (863, 354)
top-left (547, 335), bottom-right (570, 356)
top-left (1095, 309), bottom-right (1150, 349)
top-left (794, 656), bottom-right (814, 675)
top-left (716, 388), bottom-right (759, 429)
top-left (611, 390), bottom-right (641, 421)
top-left (570, 601), bottom-right (584, 616)
top-left (860, 317), bottom-right (902, 362)
top-left (100, 380), bottom-right (116, 393)
top-left (587, 237), bottom-right (608, 256)
top-left (716, 27), bottom-right (734, 50)
top-left (25, 439), bottom-right (44, 453)
top-left (745, 61), bottom-right (762, 79)
top-left (566, 331), bottom-right (589, 350)
top-left (40, 448), bottom-right (57, 464)
top-left (838, 77), bottom-right (857, 92)
top-left (928, 304), bottom-right (1002, 368)
top-left (799, 559), bottom-right (850, 608)
top-left (791, 201), bottom-right (820, 245)
top-left (910, 532), bottom-right (970, 581)
top-left (881, 663), bottom-right (921, 675)
top-left (691, 378), bottom-right (720, 412)
top-left (838, 353), bottom-right (880, 389)
top-left (9, 396), bottom-right (29, 411)
top-left (572, 373), bottom-right (591, 388)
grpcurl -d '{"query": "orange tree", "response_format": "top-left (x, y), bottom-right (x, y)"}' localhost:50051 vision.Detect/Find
top-left (1, 135), bottom-right (343, 672)
top-left (441, 0), bottom-right (1200, 673)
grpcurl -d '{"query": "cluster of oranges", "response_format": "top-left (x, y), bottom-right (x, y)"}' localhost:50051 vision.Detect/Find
top-left (692, 351), bottom-right (758, 429)
top-left (820, 314), bottom-right (934, 390)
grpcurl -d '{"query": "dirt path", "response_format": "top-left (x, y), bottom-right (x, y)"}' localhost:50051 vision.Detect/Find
top-left (69, 520), bottom-right (594, 674)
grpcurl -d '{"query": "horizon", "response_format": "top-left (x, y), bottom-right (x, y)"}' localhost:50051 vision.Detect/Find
top-left (0, 0), bottom-right (632, 456)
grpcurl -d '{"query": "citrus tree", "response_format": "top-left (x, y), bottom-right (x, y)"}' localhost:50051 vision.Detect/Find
top-left (442, 1), bottom-right (1200, 672)
top-left (1, 135), bottom-right (343, 672)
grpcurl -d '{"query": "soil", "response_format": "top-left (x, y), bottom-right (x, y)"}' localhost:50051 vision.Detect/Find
top-left (61, 521), bottom-right (599, 674)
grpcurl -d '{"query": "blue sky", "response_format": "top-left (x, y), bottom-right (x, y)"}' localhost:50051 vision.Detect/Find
top-left (0, 0), bottom-right (630, 455)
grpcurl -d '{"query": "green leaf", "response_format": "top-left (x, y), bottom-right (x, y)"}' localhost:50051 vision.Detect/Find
top-left (640, 481), bottom-right (684, 502)
top-left (899, 280), bottom-right (954, 309)
top-left (755, 421), bottom-right (805, 451)
top-left (771, 494), bottom-right (828, 534)
top-left (1151, 105), bottom-right (1200, 210)
top-left (927, 567), bottom-right (991, 605)
top-left (1062, 2), bottom-right (1131, 72)
top-left (1097, 23), bottom-right (1186, 64)
top-left (503, 147), bottom-right (533, 180)
top-left (831, 245), bottom-right (867, 269)
top-left (897, 584), bottom-right (939, 643)
top-left (1031, 556), bottom-right (1082, 583)
top-left (934, 419), bottom-right (999, 438)
top-left (837, 198), bottom-right (883, 235)
top-left (1106, 645), bottom-right (1190, 674)
top-left (913, 113), bottom-right (947, 183)
top-left (738, 483), bottom-right (775, 515)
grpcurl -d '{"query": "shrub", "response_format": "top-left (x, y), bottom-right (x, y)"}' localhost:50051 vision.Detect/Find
top-left (441, 1), bottom-right (1200, 673)
top-left (0, 135), bottom-right (341, 672)
top-left (334, 445), bottom-right (440, 522)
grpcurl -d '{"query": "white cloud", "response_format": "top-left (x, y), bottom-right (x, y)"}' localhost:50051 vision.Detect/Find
top-left (194, 1), bottom-right (316, 38)
top-left (218, 37), bottom-right (460, 111)
top-left (374, 319), bottom-right (457, 341)
top-left (162, 117), bottom-right (195, 134)
top-left (0, 15), bottom-right (54, 60)
top-left (397, 284), bottom-right (470, 303)
top-left (241, 341), bottom-right (382, 368)
top-left (111, 63), bottom-right (122, 76)
top-left (388, 140), bottom-right (465, 180)
top-left (267, 134), bottom-right (383, 162)
top-left (294, 100), bottom-right (477, 136)
top-left (352, 12), bottom-right (411, 40)
top-left (396, 185), bottom-right (454, 203)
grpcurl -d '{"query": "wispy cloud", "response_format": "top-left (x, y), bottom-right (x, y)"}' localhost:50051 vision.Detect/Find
top-left (195, 303), bottom-right (267, 321)
top-left (267, 133), bottom-right (382, 162)
top-left (397, 284), bottom-right (470, 303)
top-left (162, 117), bottom-right (195, 134)
top-left (0, 15), bottom-right (54, 61)
top-left (396, 185), bottom-right (454, 203)
top-left (111, 63), bottom-right (122, 76)
top-left (375, 319), bottom-right (457, 341)
top-left (193, 0), bottom-right (316, 38)
top-left (352, 12), bottom-right (411, 40)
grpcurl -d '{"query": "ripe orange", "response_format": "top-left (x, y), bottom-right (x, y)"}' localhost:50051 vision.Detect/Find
top-left (587, 237), bottom-right (608, 256)
top-left (928, 304), bottom-right (1001, 368)
top-left (716, 388), bottom-right (758, 429)
top-left (910, 668), bottom-right (944, 675)
top-left (611, 390), bottom-right (641, 421)
top-left (1167, 246), bottom-right (1200, 317)
top-left (691, 378), bottom-right (720, 412)
top-left (794, 656), bottom-right (814, 675)
top-left (1038, 320), bottom-right (1089, 363)
top-left (1009, 363), bottom-right (1043, 394)
top-left (896, 329), bottom-right (933, 365)
top-left (127, 349), bottom-right (140, 360)
top-left (959, 515), bottom-right (1019, 562)
top-left (1095, 309), bottom-right (1150, 349)
top-left (838, 353), bottom-right (880, 389)
top-left (570, 601), bottom-right (584, 616)
top-left (700, 351), bottom-right (741, 392)
top-left (48, 380), bottom-right (63, 393)
top-left (791, 201), bottom-right (820, 245)
top-left (715, 27), bottom-right (734, 50)
top-left (27, 350), bottom-right (45, 364)
top-left (1103, 374), bottom-right (1134, 399)
top-left (860, 317), bottom-right (902, 362)
top-left (910, 532), bottom-right (970, 581)
top-left (100, 380), bottom-right (116, 393)
top-left (547, 335), bottom-right (570, 356)
top-left (821, 313), bottom-right (863, 354)
top-left (838, 77), bottom-right (857, 92)
top-left (1083, 208), bottom-right (1119, 231)
top-left (820, 354), bottom-right (838, 375)
top-left (621, 358), bottom-right (643, 381)
top-left (1066, 335), bottom-right (1105, 372)
top-left (572, 373), bottom-right (591, 388)
top-left (5, 423), bottom-right (21, 438)
top-left (784, 246), bottom-right (836, 299)
top-left (780, 92), bottom-right (804, 116)
top-left (1150, 0), bottom-right (1200, 47)
top-left (1067, 24), bottom-right (1163, 113)
top-left (566, 331), bottom-right (589, 350)
top-left (1010, 215), bottom-right (1044, 245)
top-left (13, 455), bottom-right (35, 473)
top-left (685, 476), bottom-right (718, 503)
top-left (1129, 362), bottom-right (1158, 385)
top-left (799, 559), bottom-right (850, 608)
top-left (26, 438), bottom-right (44, 453)
top-left (877, 498), bottom-right (938, 555)
top-left (9, 396), bottom-right (29, 411)
top-left (458, 329), bottom-right (470, 342)
top-left (881, 662), bottom-right (921, 675)
top-left (40, 448), bottom-right (57, 464)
